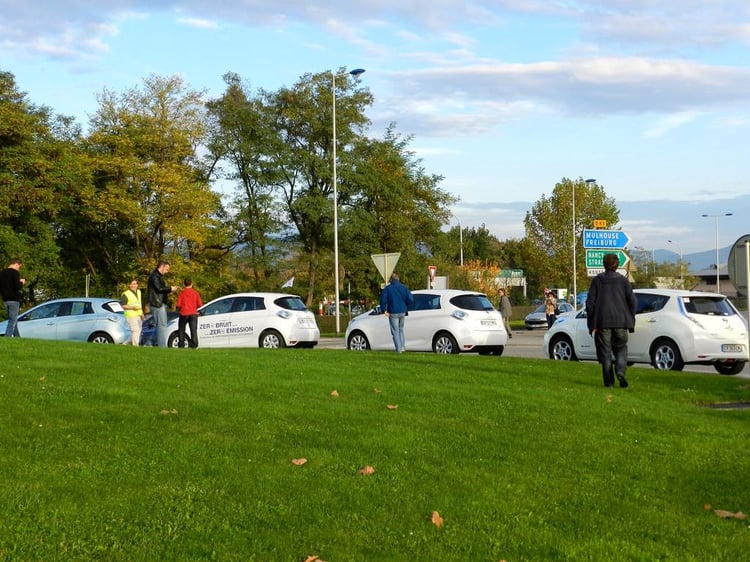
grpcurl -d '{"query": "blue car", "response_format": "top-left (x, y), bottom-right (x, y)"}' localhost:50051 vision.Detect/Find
top-left (0, 297), bottom-right (131, 344)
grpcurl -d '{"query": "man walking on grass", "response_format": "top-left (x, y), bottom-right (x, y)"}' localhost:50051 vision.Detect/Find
top-left (585, 253), bottom-right (637, 388)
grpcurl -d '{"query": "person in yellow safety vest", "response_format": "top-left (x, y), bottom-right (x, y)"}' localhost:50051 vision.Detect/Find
top-left (120, 278), bottom-right (144, 345)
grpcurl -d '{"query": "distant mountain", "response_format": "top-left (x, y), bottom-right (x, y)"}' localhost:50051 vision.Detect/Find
top-left (654, 247), bottom-right (730, 272)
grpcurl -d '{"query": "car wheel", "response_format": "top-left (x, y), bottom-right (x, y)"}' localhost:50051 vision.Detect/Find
top-left (549, 335), bottom-right (577, 361)
top-left (168, 332), bottom-right (190, 348)
top-left (433, 332), bottom-right (459, 354)
top-left (260, 329), bottom-right (285, 349)
top-left (88, 332), bottom-right (114, 344)
top-left (713, 360), bottom-right (746, 375)
top-left (650, 339), bottom-right (684, 371)
top-left (347, 330), bottom-right (370, 351)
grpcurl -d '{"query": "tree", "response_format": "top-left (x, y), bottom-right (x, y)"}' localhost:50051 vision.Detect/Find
top-left (523, 177), bottom-right (619, 299)
top-left (341, 126), bottom-right (455, 298)
top-left (205, 73), bottom-right (287, 290)
top-left (80, 74), bottom-right (224, 289)
top-left (0, 70), bottom-right (87, 299)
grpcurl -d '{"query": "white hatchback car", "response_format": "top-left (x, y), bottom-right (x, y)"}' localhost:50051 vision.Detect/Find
top-left (345, 289), bottom-right (508, 354)
top-left (166, 292), bottom-right (319, 348)
top-left (543, 288), bottom-right (748, 374)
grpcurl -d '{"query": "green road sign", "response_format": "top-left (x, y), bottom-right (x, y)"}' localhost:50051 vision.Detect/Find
top-left (585, 249), bottom-right (630, 269)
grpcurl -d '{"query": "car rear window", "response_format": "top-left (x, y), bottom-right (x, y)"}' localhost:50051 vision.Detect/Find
top-left (275, 296), bottom-right (308, 311)
top-left (449, 294), bottom-right (495, 312)
top-left (682, 296), bottom-right (736, 316)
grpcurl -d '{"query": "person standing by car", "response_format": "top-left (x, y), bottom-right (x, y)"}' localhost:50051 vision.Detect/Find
top-left (147, 260), bottom-right (177, 348)
top-left (175, 277), bottom-right (203, 348)
top-left (379, 272), bottom-right (414, 352)
top-left (120, 278), bottom-right (144, 346)
top-left (544, 289), bottom-right (557, 329)
top-left (498, 287), bottom-right (513, 338)
top-left (586, 253), bottom-right (637, 388)
top-left (0, 258), bottom-right (26, 337)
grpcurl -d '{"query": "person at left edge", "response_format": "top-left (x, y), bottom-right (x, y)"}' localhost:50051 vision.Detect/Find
top-left (120, 278), bottom-right (144, 346)
top-left (147, 260), bottom-right (177, 348)
top-left (0, 258), bottom-right (26, 337)
top-left (175, 277), bottom-right (203, 348)
top-left (498, 287), bottom-right (513, 339)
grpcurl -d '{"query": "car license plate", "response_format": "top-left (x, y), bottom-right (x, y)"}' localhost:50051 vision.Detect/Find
top-left (722, 344), bottom-right (744, 352)
top-left (481, 319), bottom-right (497, 326)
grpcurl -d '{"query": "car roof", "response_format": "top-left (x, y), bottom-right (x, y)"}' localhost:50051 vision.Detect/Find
top-left (206, 292), bottom-right (302, 299)
top-left (36, 297), bottom-right (118, 303)
top-left (412, 289), bottom-right (487, 296)
top-left (634, 288), bottom-right (729, 298)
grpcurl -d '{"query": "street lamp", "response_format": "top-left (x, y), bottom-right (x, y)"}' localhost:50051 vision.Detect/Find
top-left (701, 213), bottom-right (733, 293)
top-left (634, 246), bottom-right (655, 276)
top-left (454, 216), bottom-right (464, 266)
top-left (573, 178), bottom-right (596, 306)
top-left (332, 68), bottom-right (365, 334)
top-left (667, 239), bottom-right (683, 288)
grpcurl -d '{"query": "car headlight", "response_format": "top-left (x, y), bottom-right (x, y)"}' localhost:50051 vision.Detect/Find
top-left (451, 310), bottom-right (468, 320)
top-left (277, 310), bottom-right (292, 319)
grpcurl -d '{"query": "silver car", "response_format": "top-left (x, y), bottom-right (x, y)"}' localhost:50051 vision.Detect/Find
top-left (345, 289), bottom-right (508, 354)
top-left (524, 302), bottom-right (575, 330)
top-left (0, 297), bottom-right (130, 344)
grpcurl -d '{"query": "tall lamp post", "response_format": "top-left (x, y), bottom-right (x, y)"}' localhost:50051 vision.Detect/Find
top-left (667, 239), bottom-right (683, 288)
top-left (332, 68), bottom-right (365, 334)
top-left (573, 178), bottom-right (596, 306)
top-left (701, 213), bottom-right (733, 293)
top-left (454, 217), bottom-right (464, 266)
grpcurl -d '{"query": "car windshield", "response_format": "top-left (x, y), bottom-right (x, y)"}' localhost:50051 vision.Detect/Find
top-left (275, 296), bottom-right (308, 311)
top-left (449, 294), bottom-right (495, 312)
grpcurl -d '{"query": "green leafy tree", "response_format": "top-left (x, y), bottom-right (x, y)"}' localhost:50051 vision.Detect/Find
top-left (524, 177), bottom-right (619, 299)
top-left (80, 74), bottom-right (224, 290)
top-left (341, 126), bottom-right (455, 299)
top-left (205, 73), bottom-right (287, 290)
top-left (0, 70), bottom-right (87, 299)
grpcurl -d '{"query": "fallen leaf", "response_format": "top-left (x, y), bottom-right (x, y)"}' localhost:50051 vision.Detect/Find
top-left (159, 409), bottom-right (178, 415)
top-left (704, 503), bottom-right (712, 511)
top-left (291, 458), bottom-right (308, 466)
top-left (386, 404), bottom-right (399, 410)
top-left (330, 390), bottom-right (339, 397)
top-left (714, 509), bottom-right (747, 520)
top-left (359, 465), bottom-right (375, 475)
top-left (605, 394), bottom-right (613, 403)
top-left (431, 511), bottom-right (444, 528)
top-left (374, 388), bottom-right (382, 393)
top-left (39, 376), bottom-right (46, 382)
top-left (304, 556), bottom-right (319, 562)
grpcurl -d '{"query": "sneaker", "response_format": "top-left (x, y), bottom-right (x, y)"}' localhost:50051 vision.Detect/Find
top-left (617, 375), bottom-right (629, 388)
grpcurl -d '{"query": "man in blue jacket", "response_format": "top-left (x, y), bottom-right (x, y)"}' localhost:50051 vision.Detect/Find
top-left (586, 253), bottom-right (637, 387)
top-left (379, 273), bottom-right (414, 353)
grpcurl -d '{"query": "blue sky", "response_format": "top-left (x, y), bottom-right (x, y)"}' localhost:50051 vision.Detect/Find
top-left (2, 1), bottom-right (749, 256)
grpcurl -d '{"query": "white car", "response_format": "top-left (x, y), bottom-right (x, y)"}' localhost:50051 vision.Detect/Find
top-left (524, 302), bottom-right (575, 329)
top-left (345, 289), bottom-right (508, 354)
top-left (543, 288), bottom-right (748, 374)
top-left (166, 292), bottom-right (319, 348)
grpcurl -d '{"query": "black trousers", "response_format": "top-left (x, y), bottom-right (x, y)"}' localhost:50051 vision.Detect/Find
top-left (178, 314), bottom-right (199, 348)
top-left (594, 328), bottom-right (629, 386)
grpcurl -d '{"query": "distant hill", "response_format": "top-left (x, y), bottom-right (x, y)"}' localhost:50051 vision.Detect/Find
top-left (655, 247), bottom-right (730, 272)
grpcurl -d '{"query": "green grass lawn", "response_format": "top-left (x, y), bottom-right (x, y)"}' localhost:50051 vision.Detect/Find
top-left (1, 339), bottom-right (749, 561)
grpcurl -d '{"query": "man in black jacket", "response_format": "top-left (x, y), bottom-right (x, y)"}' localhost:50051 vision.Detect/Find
top-left (147, 260), bottom-right (177, 347)
top-left (0, 258), bottom-right (26, 337)
top-left (586, 253), bottom-right (637, 388)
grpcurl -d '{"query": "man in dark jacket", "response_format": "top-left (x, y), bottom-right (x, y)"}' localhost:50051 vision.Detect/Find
top-left (379, 272), bottom-right (414, 352)
top-left (586, 253), bottom-right (637, 388)
top-left (0, 258), bottom-right (26, 337)
top-left (147, 260), bottom-right (177, 347)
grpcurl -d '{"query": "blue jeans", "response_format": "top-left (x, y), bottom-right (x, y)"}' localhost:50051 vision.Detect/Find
top-left (4, 301), bottom-right (20, 337)
top-left (594, 328), bottom-right (629, 386)
top-left (152, 305), bottom-right (168, 348)
top-left (388, 313), bottom-right (406, 352)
